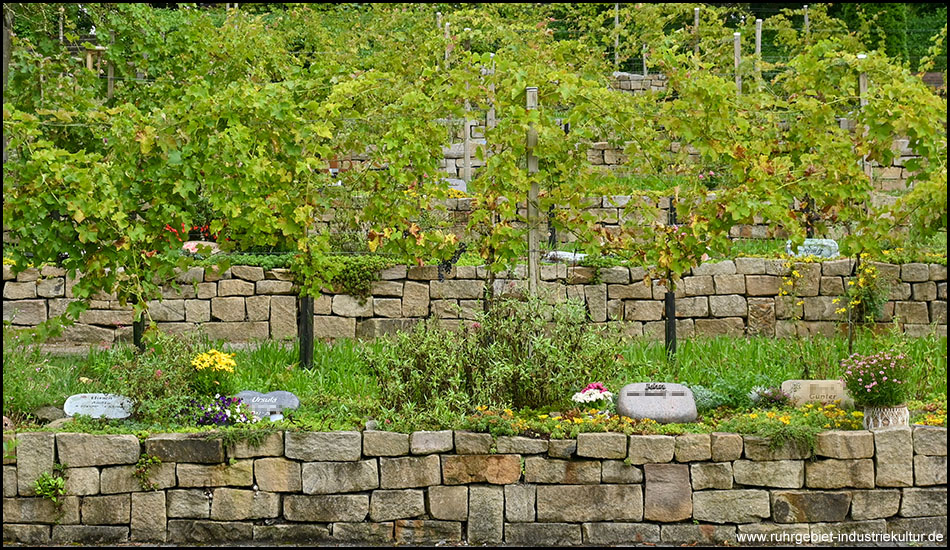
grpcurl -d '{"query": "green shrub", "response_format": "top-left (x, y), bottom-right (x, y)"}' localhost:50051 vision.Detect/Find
top-left (364, 297), bottom-right (625, 419)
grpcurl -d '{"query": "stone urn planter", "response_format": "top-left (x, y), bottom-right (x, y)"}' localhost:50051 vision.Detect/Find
top-left (862, 404), bottom-right (909, 430)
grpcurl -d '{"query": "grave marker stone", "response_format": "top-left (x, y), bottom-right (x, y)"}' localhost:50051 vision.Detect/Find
top-left (617, 382), bottom-right (697, 424)
top-left (781, 380), bottom-right (852, 407)
top-left (63, 393), bottom-right (133, 419)
top-left (234, 390), bottom-right (300, 421)
top-left (786, 238), bottom-right (839, 258)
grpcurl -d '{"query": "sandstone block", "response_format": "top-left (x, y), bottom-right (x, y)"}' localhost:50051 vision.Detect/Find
top-left (81, 494), bottom-right (131, 525)
top-left (393, 519), bottom-right (462, 544)
top-left (675, 296), bottom-right (708, 317)
top-left (601, 460), bottom-right (642, 483)
top-left (313, 315), bottom-right (356, 339)
top-left (733, 460), bottom-right (804, 488)
top-left (210, 488), bottom-right (279, 520)
top-left (582, 522), bottom-right (659, 545)
top-left (364, 431), bottom-right (410, 457)
top-left (899, 488), bottom-right (947, 518)
top-left (608, 282), bottom-right (653, 300)
top-left (714, 274), bottom-right (746, 294)
top-left (99, 463), bottom-right (176, 493)
top-left (674, 433), bottom-right (711, 462)
top-left (901, 263), bottom-right (930, 282)
top-left (51, 526), bottom-right (129, 544)
top-left (577, 432), bottom-right (627, 459)
top-left (695, 317), bottom-right (745, 336)
top-left (428, 485), bottom-right (468, 521)
top-left (410, 430), bottom-right (454, 454)
top-left (506, 523), bottom-right (581, 545)
top-left (625, 300), bottom-right (663, 321)
top-left (177, 461), bottom-right (253, 487)
top-left (709, 295), bottom-right (747, 317)
top-left (3, 299), bottom-right (46, 325)
top-left (442, 454), bottom-right (521, 485)
top-left (815, 431), bottom-right (874, 459)
top-left (15, 432), bottom-right (55, 496)
top-left (710, 433), bottom-right (743, 462)
top-left (628, 435), bottom-right (675, 464)
top-left (130, 491), bottom-right (166, 542)
top-left (894, 301), bottom-right (929, 324)
top-left (210, 297), bottom-right (245, 322)
top-left (468, 485), bottom-right (504, 544)
top-left (332, 294), bottom-right (373, 317)
top-left (691, 462), bottom-right (733, 490)
top-left (744, 436), bottom-right (810, 460)
top-left (496, 436), bottom-right (547, 454)
top-left (402, 281), bottom-right (430, 317)
top-left (166, 520), bottom-right (253, 544)
top-left (57, 433), bottom-right (139, 468)
top-left (746, 275), bottom-right (780, 296)
top-left (218, 279), bottom-right (254, 296)
top-left (850, 489), bottom-right (901, 520)
top-left (914, 455), bottom-right (948, 486)
top-left (874, 427), bottom-right (913, 487)
top-left (524, 457), bottom-right (600, 484)
top-left (692, 490), bottom-right (770, 524)
top-left (913, 426), bottom-right (947, 456)
top-left (454, 431), bottom-right (493, 455)
top-left (370, 489), bottom-right (425, 522)
top-left (283, 494), bottom-right (369, 522)
top-left (230, 265), bottom-right (264, 282)
top-left (254, 457), bottom-right (300, 492)
top-left (285, 431), bottom-right (361, 461)
top-left (302, 460), bottom-right (378, 494)
top-left (683, 275), bottom-right (714, 296)
top-left (3, 282), bottom-right (36, 300)
top-left (537, 484), bottom-right (643, 522)
top-left (661, 524), bottom-right (737, 544)
top-left (245, 295), bottom-right (270, 321)
top-left (379, 455), bottom-right (441, 489)
top-left (146, 433), bottom-right (224, 464)
top-left (165, 490), bottom-right (211, 518)
top-left (504, 484), bottom-right (536, 522)
top-left (736, 257), bottom-right (766, 274)
top-left (643, 464), bottom-right (690, 522)
top-left (252, 524), bottom-right (330, 543)
top-left (548, 439), bottom-right (576, 459)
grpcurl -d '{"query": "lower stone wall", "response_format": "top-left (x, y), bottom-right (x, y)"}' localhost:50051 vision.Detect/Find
top-left (3, 259), bottom-right (946, 344)
top-left (2, 427), bottom-right (946, 545)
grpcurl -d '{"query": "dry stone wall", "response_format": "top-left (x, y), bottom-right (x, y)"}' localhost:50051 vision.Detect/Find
top-left (3, 259), bottom-right (946, 344)
top-left (2, 427), bottom-right (946, 545)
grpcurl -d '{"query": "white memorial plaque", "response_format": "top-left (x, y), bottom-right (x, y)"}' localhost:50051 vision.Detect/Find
top-left (617, 382), bottom-right (697, 424)
top-left (781, 380), bottom-right (852, 407)
top-left (63, 393), bottom-right (133, 419)
top-left (234, 390), bottom-right (300, 420)
top-left (786, 238), bottom-right (839, 258)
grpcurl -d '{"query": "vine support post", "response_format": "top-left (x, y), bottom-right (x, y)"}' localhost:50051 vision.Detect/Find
top-left (642, 44), bottom-right (648, 77)
top-left (734, 32), bottom-right (742, 96)
top-left (848, 254), bottom-right (860, 355)
top-left (131, 297), bottom-right (145, 352)
top-left (297, 295), bottom-right (314, 369)
top-left (3, 5), bottom-right (11, 162)
top-left (462, 31), bottom-right (472, 184)
top-left (443, 22), bottom-right (451, 71)
top-left (436, 11), bottom-right (441, 31)
top-left (754, 19), bottom-right (762, 85)
top-left (665, 196), bottom-right (678, 360)
top-left (526, 86), bottom-right (540, 296)
top-left (107, 32), bottom-right (115, 100)
top-left (858, 56), bottom-right (872, 178)
top-left (613, 3), bottom-right (619, 69)
top-left (693, 7), bottom-right (700, 55)
top-left (803, 5), bottom-right (810, 43)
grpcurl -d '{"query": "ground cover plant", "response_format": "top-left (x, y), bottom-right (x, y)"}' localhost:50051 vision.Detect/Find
top-left (4, 301), bottom-right (945, 440)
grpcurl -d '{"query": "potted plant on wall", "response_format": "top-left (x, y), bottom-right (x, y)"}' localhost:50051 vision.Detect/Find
top-left (841, 350), bottom-right (911, 430)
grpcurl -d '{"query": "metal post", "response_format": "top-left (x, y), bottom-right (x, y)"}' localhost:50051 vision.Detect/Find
top-left (858, 54), bottom-right (871, 178)
top-left (297, 295), bottom-right (314, 368)
top-left (803, 5), bottom-right (810, 41)
top-left (693, 7), bottom-right (700, 55)
top-left (642, 44), bottom-right (648, 77)
top-left (526, 87), bottom-right (540, 295)
top-left (444, 22), bottom-right (451, 70)
top-left (614, 3), bottom-right (620, 69)
top-left (755, 19), bottom-right (762, 79)
top-left (665, 198), bottom-right (677, 359)
top-left (734, 33), bottom-right (741, 96)
top-left (463, 30), bottom-right (472, 183)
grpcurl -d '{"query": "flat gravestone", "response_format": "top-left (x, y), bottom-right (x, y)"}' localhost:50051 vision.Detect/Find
top-left (63, 393), bottom-right (133, 419)
top-left (781, 380), bottom-right (853, 407)
top-left (786, 238), bottom-right (839, 258)
top-left (234, 390), bottom-right (300, 421)
top-left (617, 383), bottom-right (697, 424)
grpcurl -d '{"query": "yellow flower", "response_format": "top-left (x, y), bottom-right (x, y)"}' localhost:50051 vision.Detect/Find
top-left (851, 411), bottom-right (864, 417)
top-left (538, 414), bottom-right (549, 420)
top-left (748, 413), bottom-right (759, 419)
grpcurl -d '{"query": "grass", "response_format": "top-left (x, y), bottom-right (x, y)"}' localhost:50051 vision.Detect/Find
top-left (4, 324), bottom-right (945, 433)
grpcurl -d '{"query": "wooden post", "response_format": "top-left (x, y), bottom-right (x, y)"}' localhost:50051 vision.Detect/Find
top-left (614, 3), bottom-right (619, 69)
top-left (734, 33), bottom-right (741, 96)
top-left (2, 6), bottom-right (11, 162)
top-left (59, 6), bottom-right (64, 44)
top-left (436, 11), bottom-right (442, 31)
top-left (693, 7), bottom-right (700, 55)
top-left (487, 54), bottom-right (496, 130)
top-left (297, 295), bottom-right (314, 368)
top-left (526, 87), bottom-right (540, 295)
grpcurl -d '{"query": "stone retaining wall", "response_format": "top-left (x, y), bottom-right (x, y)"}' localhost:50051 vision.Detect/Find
top-left (3, 259), bottom-right (946, 344)
top-left (2, 427), bottom-right (946, 545)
